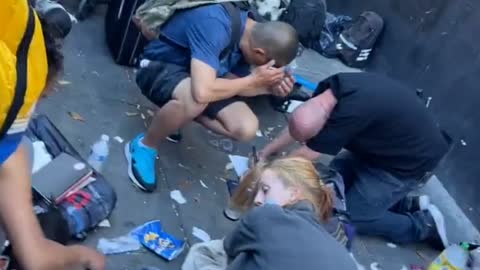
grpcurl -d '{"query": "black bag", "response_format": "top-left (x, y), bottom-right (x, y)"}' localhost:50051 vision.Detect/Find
top-left (279, 0), bottom-right (327, 48)
top-left (312, 12), bottom-right (353, 58)
top-left (105, 0), bottom-right (148, 66)
top-left (336, 11), bottom-right (384, 68)
top-left (26, 115), bottom-right (117, 239)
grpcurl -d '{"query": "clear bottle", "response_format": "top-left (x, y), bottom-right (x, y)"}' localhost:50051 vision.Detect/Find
top-left (428, 243), bottom-right (469, 270)
top-left (471, 247), bottom-right (480, 270)
top-left (87, 134), bottom-right (109, 172)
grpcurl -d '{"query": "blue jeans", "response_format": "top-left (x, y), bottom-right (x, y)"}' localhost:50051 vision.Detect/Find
top-left (330, 152), bottom-right (430, 244)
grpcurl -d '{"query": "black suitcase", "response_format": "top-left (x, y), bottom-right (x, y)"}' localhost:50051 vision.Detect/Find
top-left (105, 0), bottom-right (147, 66)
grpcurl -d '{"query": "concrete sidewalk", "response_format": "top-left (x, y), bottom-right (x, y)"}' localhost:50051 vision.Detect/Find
top-left (37, 6), bottom-right (478, 270)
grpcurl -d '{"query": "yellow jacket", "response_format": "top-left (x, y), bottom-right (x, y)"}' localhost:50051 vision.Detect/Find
top-left (0, 0), bottom-right (48, 135)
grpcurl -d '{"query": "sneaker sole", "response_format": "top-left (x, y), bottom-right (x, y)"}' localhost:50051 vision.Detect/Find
top-left (124, 142), bottom-right (148, 191)
top-left (427, 204), bottom-right (449, 248)
top-left (223, 207), bottom-right (242, 221)
top-left (165, 137), bottom-right (180, 143)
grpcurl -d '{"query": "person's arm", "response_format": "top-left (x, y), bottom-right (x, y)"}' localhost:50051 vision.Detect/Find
top-left (259, 127), bottom-right (295, 160)
top-left (190, 59), bottom-right (284, 103)
top-left (0, 145), bottom-right (104, 270)
top-left (224, 68), bottom-right (296, 98)
top-left (289, 145), bottom-right (321, 161)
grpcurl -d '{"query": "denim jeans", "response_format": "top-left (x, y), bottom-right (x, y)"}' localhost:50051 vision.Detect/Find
top-left (330, 151), bottom-right (430, 244)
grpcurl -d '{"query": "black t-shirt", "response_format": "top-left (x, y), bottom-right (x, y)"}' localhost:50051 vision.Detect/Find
top-left (306, 73), bottom-right (448, 179)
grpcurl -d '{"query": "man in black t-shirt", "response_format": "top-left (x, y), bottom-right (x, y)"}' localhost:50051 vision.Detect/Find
top-left (259, 73), bottom-right (449, 249)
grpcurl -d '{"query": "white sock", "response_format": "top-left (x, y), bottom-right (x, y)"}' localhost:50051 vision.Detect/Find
top-left (139, 59), bottom-right (151, 68)
top-left (138, 137), bottom-right (156, 151)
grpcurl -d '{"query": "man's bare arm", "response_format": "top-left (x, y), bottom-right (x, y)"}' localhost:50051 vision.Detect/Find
top-left (289, 145), bottom-right (322, 161)
top-left (259, 127), bottom-right (295, 160)
top-left (0, 145), bottom-right (104, 270)
top-left (223, 73), bottom-right (270, 97)
top-left (190, 59), bottom-right (284, 103)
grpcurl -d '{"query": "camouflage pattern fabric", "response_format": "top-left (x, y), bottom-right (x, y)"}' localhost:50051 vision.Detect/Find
top-left (135, 0), bottom-right (245, 35)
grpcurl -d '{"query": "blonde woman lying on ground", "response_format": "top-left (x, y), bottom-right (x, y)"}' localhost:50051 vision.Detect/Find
top-left (182, 157), bottom-right (356, 270)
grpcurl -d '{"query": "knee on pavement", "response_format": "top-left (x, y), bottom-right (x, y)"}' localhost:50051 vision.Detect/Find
top-left (229, 117), bottom-right (259, 141)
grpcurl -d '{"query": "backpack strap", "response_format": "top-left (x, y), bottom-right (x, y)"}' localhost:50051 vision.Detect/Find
top-left (219, 2), bottom-right (241, 60)
top-left (0, 6), bottom-right (36, 139)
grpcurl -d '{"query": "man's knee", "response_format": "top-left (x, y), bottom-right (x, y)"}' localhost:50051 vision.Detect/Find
top-left (229, 117), bottom-right (259, 141)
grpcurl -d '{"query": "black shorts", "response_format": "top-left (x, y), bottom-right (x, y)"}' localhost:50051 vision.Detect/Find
top-left (136, 61), bottom-right (243, 119)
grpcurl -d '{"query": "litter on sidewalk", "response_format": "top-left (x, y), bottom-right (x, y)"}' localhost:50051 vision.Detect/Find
top-left (192, 227), bottom-right (211, 242)
top-left (199, 180), bottom-right (208, 189)
top-left (170, 190), bottom-right (187, 204)
top-left (97, 234), bottom-right (141, 255)
top-left (98, 219), bottom-right (111, 228)
top-left (228, 155), bottom-right (249, 177)
top-left (387, 243), bottom-right (397, 248)
top-left (113, 136), bottom-right (124, 143)
top-left (131, 220), bottom-right (185, 261)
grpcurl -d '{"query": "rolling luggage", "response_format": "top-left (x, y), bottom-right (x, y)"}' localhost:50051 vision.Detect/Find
top-left (105, 0), bottom-right (147, 66)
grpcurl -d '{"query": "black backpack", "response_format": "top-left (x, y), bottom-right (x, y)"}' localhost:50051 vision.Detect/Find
top-left (279, 0), bottom-right (327, 48)
top-left (336, 11), bottom-right (384, 68)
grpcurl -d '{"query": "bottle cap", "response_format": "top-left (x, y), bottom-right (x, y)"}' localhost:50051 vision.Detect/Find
top-left (101, 134), bottom-right (110, 142)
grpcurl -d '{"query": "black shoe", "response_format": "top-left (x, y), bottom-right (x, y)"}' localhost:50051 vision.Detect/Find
top-left (224, 205), bottom-right (242, 221)
top-left (422, 204), bottom-right (449, 250)
top-left (395, 195), bottom-right (431, 213)
top-left (166, 131), bottom-right (182, 143)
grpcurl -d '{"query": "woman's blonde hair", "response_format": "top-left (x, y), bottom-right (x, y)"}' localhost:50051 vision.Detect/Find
top-left (231, 157), bottom-right (334, 221)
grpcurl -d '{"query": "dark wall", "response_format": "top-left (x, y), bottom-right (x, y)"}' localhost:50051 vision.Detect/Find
top-left (326, 0), bottom-right (480, 227)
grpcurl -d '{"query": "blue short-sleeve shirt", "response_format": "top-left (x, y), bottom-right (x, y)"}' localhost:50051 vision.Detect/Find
top-left (143, 4), bottom-right (250, 77)
top-left (0, 132), bottom-right (23, 165)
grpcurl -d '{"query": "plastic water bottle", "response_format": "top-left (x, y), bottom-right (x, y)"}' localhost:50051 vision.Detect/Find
top-left (471, 247), bottom-right (480, 270)
top-left (286, 58), bottom-right (298, 74)
top-left (428, 243), bottom-right (469, 270)
top-left (87, 134), bottom-right (109, 172)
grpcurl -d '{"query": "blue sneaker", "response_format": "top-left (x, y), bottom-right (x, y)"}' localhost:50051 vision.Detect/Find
top-left (125, 134), bottom-right (157, 192)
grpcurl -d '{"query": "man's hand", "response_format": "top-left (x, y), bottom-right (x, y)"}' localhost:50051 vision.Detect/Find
top-left (39, 241), bottom-right (105, 270)
top-left (71, 245), bottom-right (106, 270)
top-left (250, 60), bottom-right (285, 89)
top-left (257, 127), bottom-right (295, 162)
top-left (270, 72), bottom-right (295, 97)
top-left (0, 145), bottom-right (105, 270)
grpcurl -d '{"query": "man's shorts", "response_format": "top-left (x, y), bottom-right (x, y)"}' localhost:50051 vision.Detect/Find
top-left (136, 61), bottom-right (243, 119)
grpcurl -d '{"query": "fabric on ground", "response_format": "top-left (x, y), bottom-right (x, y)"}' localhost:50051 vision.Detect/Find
top-left (182, 239), bottom-right (227, 270)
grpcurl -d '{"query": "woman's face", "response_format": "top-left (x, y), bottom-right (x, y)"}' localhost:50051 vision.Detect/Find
top-left (253, 169), bottom-right (297, 207)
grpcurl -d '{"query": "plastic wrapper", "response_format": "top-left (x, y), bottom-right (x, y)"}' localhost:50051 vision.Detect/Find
top-left (97, 235), bottom-right (141, 255)
top-left (131, 220), bottom-right (185, 261)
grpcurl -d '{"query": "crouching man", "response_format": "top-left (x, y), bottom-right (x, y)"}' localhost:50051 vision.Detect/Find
top-left (258, 72), bottom-right (450, 249)
top-left (126, 3), bottom-right (299, 192)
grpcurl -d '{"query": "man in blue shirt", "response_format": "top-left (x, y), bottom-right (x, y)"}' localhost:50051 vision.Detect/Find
top-left (126, 3), bottom-right (299, 192)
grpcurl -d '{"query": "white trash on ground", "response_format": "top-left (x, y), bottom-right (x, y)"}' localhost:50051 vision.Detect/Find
top-left (228, 155), bottom-right (249, 177)
top-left (192, 227), bottom-right (211, 242)
top-left (113, 136), bottom-right (124, 143)
top-left (199, 180), bottom-right (208, 189)
top-left (386, 242), bottom-right (397, 248)
top-left (370, 262), bottom-right (382, 270)
top-left (98, 219), bottom-right (111, 228)
top-left (170, 190), bottom-right (187, 204)
top-left (97, 235), bottom-right (141, 255)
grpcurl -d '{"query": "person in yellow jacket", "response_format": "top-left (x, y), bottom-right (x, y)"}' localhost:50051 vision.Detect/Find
top-left (0, 0), bottom-right (105, 269)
